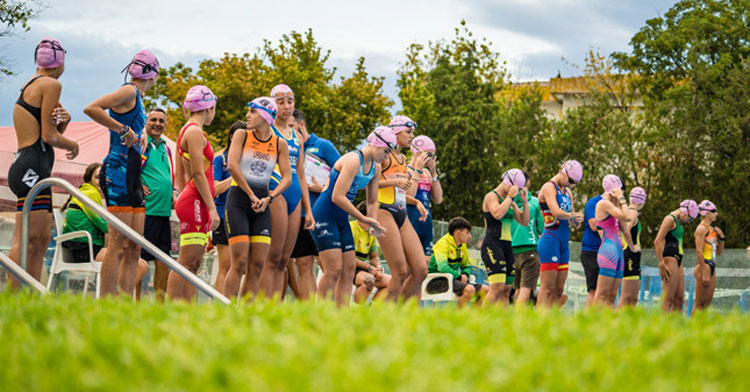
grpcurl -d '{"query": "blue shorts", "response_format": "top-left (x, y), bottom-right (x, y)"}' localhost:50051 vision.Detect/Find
top-left (407, 205), bottom-right (433, 256)
top-left (597, 239), bottom-right (624, 279)
top-left (270, 174), bottom-right (301, 215)
top-left (311, 217), bottom-right (354, 253)
top-left (537, 231), bottom-right (570, 272)
top-left (100, 148), bottom-right (145, 212)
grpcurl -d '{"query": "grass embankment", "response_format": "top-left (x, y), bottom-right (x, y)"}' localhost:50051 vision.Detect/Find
top-left (1, 292), bottom-right (749, 391)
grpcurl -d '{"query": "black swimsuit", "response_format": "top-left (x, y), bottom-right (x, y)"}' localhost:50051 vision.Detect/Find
top-left (8, 76), bottom-right (55, 212)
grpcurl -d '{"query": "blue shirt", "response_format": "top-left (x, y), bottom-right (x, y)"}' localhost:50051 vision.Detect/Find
top-left (303, 133), bottom-right (341, 216)
top-left (213, 153), bottom-right (231, 219)
top-left (581, 194), bottom-right (603, 252)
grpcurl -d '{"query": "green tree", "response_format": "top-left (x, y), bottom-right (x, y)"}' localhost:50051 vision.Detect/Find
top-left (0, 0), bottom-right (44, 76)
top-left (146, 29), bottom-right (392, 153)
top-left (613, 0), bottom-right (750, 247)
top-left (397, 21), bottom-right (507, 224)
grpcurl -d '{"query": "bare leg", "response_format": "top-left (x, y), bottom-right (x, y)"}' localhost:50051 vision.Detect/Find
top-left (316, 249), bottom-right (342, 302)
top-left (553, 269), bottom-right (568, 305)
top-left (537, 270), bottom-right (558, 308)
top-left (353, 271), bottom-right (374, 304)
top-left (135, 258), bottom-right (148, 300)
top-left (117, 212), bottom-right (145, 298)
top-left (259, 198), bottom-right (290, 299)
top-left (378, 211), bottom-right (407, 301)
top-left (334, 251), bottom-right (357, 308)
top-left (287, 260), bottom-right (303, 299)
top-left (618, 279), bottom-right (640, 307)
top-left (660, 258), bottom-right (680, 313)
top-left (295, 255), bottom-right (316, 300)
top-left (399, 219), bottom-right (427, 301)
top-left (214, 244), bottom-right (231, 295)
top-left (225, 241), bottom-right (249, 300)
top-left (9, 210), bottom-right (52, 290)
top-left (166, 243), bottom-right (205, 302)
top-left (99, 211), bottom-right (135, 296)
top-left (457, 285), bottom-right (476, 309)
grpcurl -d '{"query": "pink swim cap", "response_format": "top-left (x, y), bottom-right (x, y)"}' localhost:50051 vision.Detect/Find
top-left (629, 187), bottom-right (647, 205)
top-left (35, 37), bottom-right (65, 69)
top-left (248, 97), bottom-right (278, 125)
top-left (680, 199), bottom-right (699, 219)
top-left (698, 200), bottom-right (717, 215)
top-left (602, 174), bottom-right (623, 193)
top-left (123, 50), bottom-right (160, 81)
top-left (410, 135), bottom-right (436, 155)
top-left (562, 160), bottom-right (583, 183)
top-left (183, 85), bottom-right (217, 116)
top-left (389, 115), bottom-right (417, 133)
top-left (271, 84), bottom-right (294, 99)
top-left (367, 126), bottom-right (398, 149)
top-left (503, 168), bottom-right (527, 188)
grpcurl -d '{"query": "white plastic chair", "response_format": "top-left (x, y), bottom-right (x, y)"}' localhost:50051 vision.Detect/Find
top-left (421, 273), bottom-right (457, 302)
top-left (48, 209), bottom-right (101, 298)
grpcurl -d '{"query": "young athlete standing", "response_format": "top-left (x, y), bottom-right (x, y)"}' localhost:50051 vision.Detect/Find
top-left (406, 135), bottom-right (442, 261)
top-left (655, 199), bottom-right (698, 313)
top-left (617, 187), bottom-right (647, 306)
top-left (692, 200), bottom-right (724, 312)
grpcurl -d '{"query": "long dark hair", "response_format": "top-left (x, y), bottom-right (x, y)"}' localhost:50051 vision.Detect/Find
top-left (224, 121), bottom-right (247, 157)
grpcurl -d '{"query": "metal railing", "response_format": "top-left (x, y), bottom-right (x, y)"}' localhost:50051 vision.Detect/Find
top-left (0, 251), bottom-right (48, 294)
top-left (17, 177), bottom-right (230, 304)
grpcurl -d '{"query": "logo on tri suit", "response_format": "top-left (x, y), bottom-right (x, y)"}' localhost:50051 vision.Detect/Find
top-left (22, 168), bottom-right (39, 188)
top-left (559, 198), bottom-right (571, 212)
top-left (318, 229), bottom-right (332, 237)
top-left (250, 161), bottom-right (267, 175)
top-left (260, 229), bottom-right (270, 236)
top-left (194, 200), bottom-right (202, 223)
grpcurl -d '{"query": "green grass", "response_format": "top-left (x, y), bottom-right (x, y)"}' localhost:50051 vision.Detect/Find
top-left (1, 292), bottom-right (749, 392)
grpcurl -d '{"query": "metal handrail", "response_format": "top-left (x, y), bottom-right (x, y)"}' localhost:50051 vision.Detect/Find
top-left (0, 251), bottom-right (48, 294)
top-left (18, 178), bottom-right (230, 304)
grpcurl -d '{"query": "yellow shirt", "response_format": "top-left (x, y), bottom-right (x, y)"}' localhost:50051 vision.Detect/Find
top-left (350, 220), bottom-right (378, 261)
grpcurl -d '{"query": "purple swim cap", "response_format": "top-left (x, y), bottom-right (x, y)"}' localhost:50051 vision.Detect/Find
top-left (680, 200), bottom-right (699, 219)
top-left (367, 126), bottom-right (398, 149)
top-left (411, 135), bottom-right (436, 155)
top-left (271, 84), bottom-right (294, 99)
top-left (698, 200), bottom-right (717, 215)
top-left (122, 50), bottom-right (160, 81)
top-left (35, 38), bottom-right (65, 69)
top-left (248, 97), bottom-right (278, 125)
top-left (389, 115), bottom-right (417, 134)
top-left (629, 187), bottom-right (647, 205)
top-left (602, 174), bottom-right (623, 194)
top-left (562, 160), bottom-right (583, 183)
top-left (503, 168), bottom-right (527, 188)
top-left (183, 85), bottom-right (217, 117)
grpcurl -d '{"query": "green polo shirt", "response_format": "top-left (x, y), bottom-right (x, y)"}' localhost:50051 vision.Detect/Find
top-left (141, 136), bottom-right (172, 217)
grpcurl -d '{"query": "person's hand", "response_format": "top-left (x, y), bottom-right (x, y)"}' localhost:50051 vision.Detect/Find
top-left (397, 177), bottom-right (412, 190)
top-left (634, 244), bottom-right (641, 253)
top-left (363, 217), bottom-right (386, 237)
top-left (66, 142), bottom-right (79, 160)
top-left (309, 176), bottom-right (324, 193)
top-left (459, 274), bottom-right (468, 283)
top-left (210, 208), bottom-right (220, 232)
top-left (425, 156), bottom-right (437, 175)
top-left (715, 227), bottom-right (725, 238)
top-left (143, 184), bottom-right (151, 196)
top-left (416, 202), bottom-right (428, 222)
top-left (303, 214), bottom-right (315, 230)
top-left (413, 153), bottom-right (429, 171)
top-left (658, 260), bottom-right (671, 281)
top-left (507, 185), bottom-right (519, 198)
top-left (571, 212), bottom-right (583, 224)
top-left (52, 105), bottom-right (70, 125)
top-left (122, 129), bottom-right (138, 148)
top-left (140, 132), bottom-right (148, 153)
top-left (373, 267), bottom-right (383, 279)
top-left (612, 188), bottom-right (624, 199)
top-left (252, 196), bottom-right (271, 212)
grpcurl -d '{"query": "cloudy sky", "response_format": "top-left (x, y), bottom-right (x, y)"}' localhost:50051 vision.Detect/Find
top-left (0, 0), bottom-right (678, 126)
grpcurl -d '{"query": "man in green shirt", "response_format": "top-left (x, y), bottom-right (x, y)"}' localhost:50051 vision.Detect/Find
top-left (511, 172), bottom-right (544, 306)
top-left (139, 108), bottom-right (175, 301)
top-left (427, 217), bottom-right (488, 308)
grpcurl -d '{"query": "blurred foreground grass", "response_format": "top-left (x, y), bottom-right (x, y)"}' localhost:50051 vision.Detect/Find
top-left (1, 291), bottom-right (749, 391)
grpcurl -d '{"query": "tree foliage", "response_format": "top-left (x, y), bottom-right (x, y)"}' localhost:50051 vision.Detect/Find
top-left (146, 29), bottom-right (392, 152)
top-left (397, 21), bottom-right (507, 224)
top-left (0, 0), bottom-right (44, 76)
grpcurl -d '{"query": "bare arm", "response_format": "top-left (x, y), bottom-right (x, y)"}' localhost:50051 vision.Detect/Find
top-left (365, 165), bottom-right (382, 222)
top-left (226, 131), bottom-right (259, 202)
top-left (716, 227), bottom-right (725, 256)
top-left (331, 154), bottom-right (368, 221)
top-left (274, 140), bottom-right (292, 197)
top-left (694, 225), bottom-right (708, 267)
top-left (486, 192), bottom-right (514, 220)
top-left (184, 127), bottom-right (216, 212)
top-left (40, 79), bottom-right (77, 151)
top-left (214, 177), bottom-right (233, 195)
top-left (84, 84), bottom-right (137, 131)
top-left (295, 132), bottom-right (313, 217)
top-left (513, 192), bottom-right (529, 226)
top-left (654, 216), bottom-right (675, 262)
top-left (539, 183), bottom-right (572, 220)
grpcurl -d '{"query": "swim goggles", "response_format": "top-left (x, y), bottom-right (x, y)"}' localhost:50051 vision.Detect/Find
top-left (389, 121), bottom-right (418, 129)
top-left (247, 101), bottom-right (278, 118)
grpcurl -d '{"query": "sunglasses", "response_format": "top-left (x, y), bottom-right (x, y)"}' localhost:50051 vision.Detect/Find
top-left (389, 121), bottom-right (418, 129)
top-left (373, 131), bottom-right (397, 150)
top-left (563, 170), bottom-right (576, 184)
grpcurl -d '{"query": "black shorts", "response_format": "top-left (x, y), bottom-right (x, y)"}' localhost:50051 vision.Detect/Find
top-left (623, 249), bottom-right (642, 279)
top-left (225, 187), bottom-right (272, 244)
top-left (100, 149), bottom-right (145, 211)
top-left (8, 140), bottom-right (54, 212)
top-left (426, 276), bottom-right (481, 296)
top-left (379, 205), bottom-right (406, 227)
top-left (663, 242), bottom-right (683, 267)
top-left (291, 218), bottom-right (318, 258)
top-left (211, 217), bottom-right (229, 246)
top-left (580, 250), bottom-right (599, 292)
top-left (62, 241), bottom-right (104, 263)
top-left (707, 261), bottom-right (715, 276)
top-left (481, 236), bottom-right (514, 285)
top-left (141, 215), bottom-right (172, 261)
